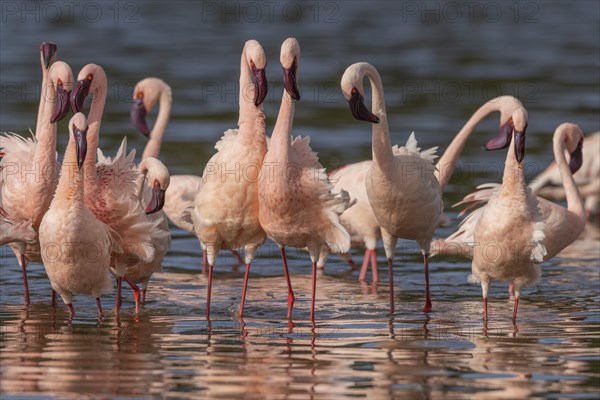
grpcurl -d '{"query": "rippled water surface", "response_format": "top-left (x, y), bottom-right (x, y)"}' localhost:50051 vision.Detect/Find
top-left (1, 1), bottom-right (599, 398)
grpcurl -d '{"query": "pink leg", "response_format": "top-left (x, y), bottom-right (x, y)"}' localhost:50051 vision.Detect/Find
top-left (422, 253), bottom-right (432, 313)
top-left (96, 298), bottom-right (103, 316)
top-left (370, 250), bottom-right (379, 283)
top-left (310, 261), bottom-right (317, 322)
top-left (123, 275), bottom-right (140, 314)
top-left (239, 263), bottom-right (251, 319)
top-left (387, 258), bottom-right (395, 315)
top-left (346, 257), bottom-right (357, 270)
top-left (280, 247), bottom-right (295, 320)
top-left (115, 277), bottom-right (122, 313)
top-left (206, 263), bottom-right (213, 320)
top-left (51, 290), bottom-right (56, 308)
top-left (21, 254), bottom-right (30, 305)
top-left (483, 297), bottom-right (488, 323)
top-left (66, 303), bottom-right (75, 318)
top-left (231, 250), bottom-right (244, 265)
top-left (358, 249), bottom-right (370, 281)
top-left (202, 250), bottom-right (208, 275)
top-left (512, 297), bottom-right (519, 324)
top-left (141, 286), bottom-right (147, 305)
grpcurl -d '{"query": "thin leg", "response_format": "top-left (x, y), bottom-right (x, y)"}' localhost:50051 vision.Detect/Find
top-left (66, 303), bottom-right (75, 318)
top-left (280, 247), bottom-right (295, 320)
top-left (387, 258), bottom-right (395, 315)
top-left (206, 263), bottom-right (213, 320)
top-left (345, 257), bottom-right (357, 270)
top-left (422, 253), bottom-right (432, 313)
top-left (21, 254), bottom-right (30, 305)
top-left (231, 250), bottom-right (244, 265)
top-left (358, 249), bottom-right (370, 281)
top-left (51, 290), bottom-right (56, 308)
top-left (370, 250), bottom-right (379, 283)
top-left (512, 297), bottom-right (520, 324)
top-left (123, 275), bottom-right (140, 315)
top-left (202, 249), bottom-right (208, 275)
top-left (310, 261), bottom-right (317, 322)
top-left (96, 298), bottom-right (103, 316)
top-left (141, 284), bottom-right (148, 305)
top-left (483, 297), bottom-right (488, 323)
top-left (239, 263), bottom-right (251, 319)
top-left (115, 277), bottom-right (122, 313)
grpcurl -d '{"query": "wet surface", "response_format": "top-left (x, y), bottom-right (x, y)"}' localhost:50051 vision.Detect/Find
top-left (1, 1), bottom-right (599, 398)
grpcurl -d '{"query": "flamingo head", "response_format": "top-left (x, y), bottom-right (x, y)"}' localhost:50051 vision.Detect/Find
top-left (130, 78), bottom-right (171, 138)
top-left (48, 61), bottom-right (74, 124)
top-left (281, 38), bottom-right (300, 101)
top-left (486, 106), bottom-right (528, 163)
top-left (40, 42), bottom-right (57, 70)
top-left (341, 63), bottom-right (380, 124)
top-left (139, 157), bottom-right (170, 215)
top-left (71, 66), bottom-right (97, 113)
top-left (244, 40), bottom-right (268, 106)
top-left (131, 91), bottom-right (150, 137)
top-left (70, 113), bottom-right (88, 170)
top-left (558, 123), bottom-right (585, 174)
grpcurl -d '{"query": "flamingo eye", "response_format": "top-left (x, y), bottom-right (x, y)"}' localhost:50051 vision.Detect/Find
top-left (86, 74), bottom-right (93, 81)
top-left (351, 87), bottom-right (358, 95)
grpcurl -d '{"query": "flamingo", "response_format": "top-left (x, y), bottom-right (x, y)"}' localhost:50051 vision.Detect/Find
top-left (123, 156), bottom-right (171, 305)
top-left (0, 59), bottom-right (73, 304)
top-left (340, 62), bottom-right (442, 314)
top-left (320, 96), bottom-right (529, 285)
top-left (258, 38), bottom-right (351, 322)
top-left (530, 131), bottom-right (599, 217)
top-left (70, 64), bottom-right (161, 314)
top-left (39, 113), bottom-right (117, 317)
top-left (129, 77), bottom-right (245, 268)
top-left (433, 123), bottom-right (587, 326)
top-left (0, 207), bottom-right (36, 246)
top-left (191, 39), bottom-right (268, 320)
top-left (35, 42), bottom-right (58, 136)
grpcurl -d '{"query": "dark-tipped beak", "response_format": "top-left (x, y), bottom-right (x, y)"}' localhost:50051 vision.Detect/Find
top-left (41, 42), bottom-right (57, 69)
top-left (73, 125), bottom-right (88, 170)
top-left (71, 78), bottom-right (92, 113)
top-left (145, 182), bottom-right (166, 215)
top-left (348, 90), bottom-right (379, 123)
top-left (514, 130), bottom-right (526, 163)
top-left (252, 67), bottom-right (268, 106)
top-left (569, 140), bottom-right (583, 174)
top-left (485, 120), bottom-right (513, 151)
top-left (283, 62), bottom-right (300, 101)
top-left (131, 98), bottom-right (150, 137)
top-left (50, 83), bottom-right (71, 123)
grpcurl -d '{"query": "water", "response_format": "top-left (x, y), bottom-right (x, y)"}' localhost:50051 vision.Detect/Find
top-left (1, 1), bottom-right (599, 398)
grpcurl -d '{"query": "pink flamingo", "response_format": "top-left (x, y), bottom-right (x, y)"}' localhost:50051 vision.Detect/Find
top-left (0, 59), bottom-right (72, 304)
top-left (340, 62), bottom-right (442, 314)
top-left (530, 131), bottom-right (599, 217)
top-left (70, 64), bottom-right (161, 314)
top-left (320, 96), bottom-right (528, 284)
top-left (258, 38), bottom-right (351, 322)
top-left (130, 77), bottom-right (245, 268)
top-left (434, 122), bottom-right (587, 326)
top-left (39, 113), bottom-right (117, 317)
top-left (191, 40), bottom-right (268, 320)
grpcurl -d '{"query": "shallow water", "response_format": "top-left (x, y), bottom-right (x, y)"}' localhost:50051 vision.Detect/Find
top-left (1, 1), bottom-right (600, 399)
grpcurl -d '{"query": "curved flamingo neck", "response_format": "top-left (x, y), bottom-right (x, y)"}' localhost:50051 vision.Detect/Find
top-left (237, 48), bottom-right (263, 134)
top-left (553, 131), bottom-right (586, 220)
top-left (142, 88), bottom-right (171, 160)
top-left (35, 58), bottom-right (50, 137)
top-left (501, 137), bottom-right (526, 193)
top-left (435, 96), bottom-right (522, 193)
top-left (361, 65), bottom-right (392, 169)
top-left (270, 90), bottom-right (294, 159)
top-left (33, 74), bottom-right (57, 170)
top-left (83, 68), bottom-right (107, 183)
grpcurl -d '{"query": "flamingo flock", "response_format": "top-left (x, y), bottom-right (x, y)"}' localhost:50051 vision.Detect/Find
top-left (0, 40), bottom-right (597, 331)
